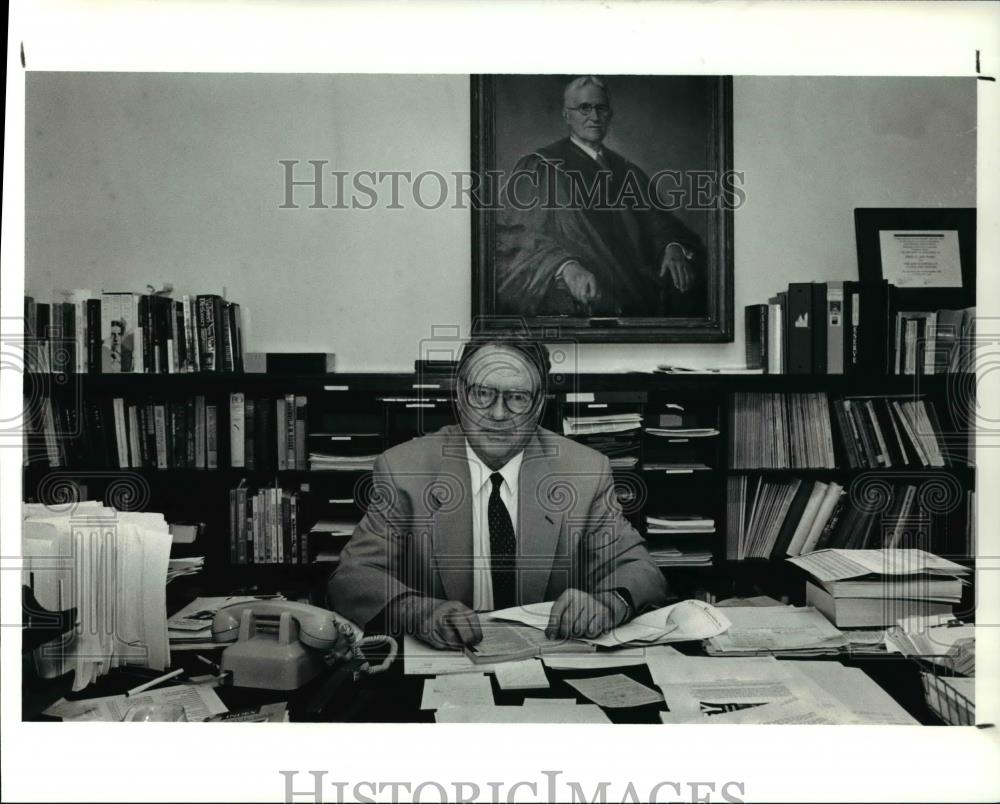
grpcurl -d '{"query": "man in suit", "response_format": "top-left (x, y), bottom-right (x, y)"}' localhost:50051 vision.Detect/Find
top-left (496, 75), bottom-right (701, 317)
top-left (328, 335), bottom-right (668, 648)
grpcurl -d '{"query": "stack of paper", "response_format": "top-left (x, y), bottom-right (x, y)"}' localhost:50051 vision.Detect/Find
top-left (562, 413), bottom-right (642, 436)
top-left (488, 599), bottom-right (730, 649)
top-left (23, 503), bottom-right (172, 691)
top-left (308, 453), bottom-right (378, 471)
top-left (645, 427), bottom-right (720, 438)
top-left (646, 515), bottom-right (715, 534)
top-left (703, 604), bottom-right (847, 657)
top-left (167, 556), bottom-right (204, 582)
top-left (646, 545), bottom-right (713, 567)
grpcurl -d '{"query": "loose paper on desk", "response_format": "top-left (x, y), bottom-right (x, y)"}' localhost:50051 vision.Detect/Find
top-left (524, 698), bottom-right (578, 706)
top-left (488, 599), bottom-right (729, 648)
top-left (565, 674), bottom-right (663, 709)
top-left (43, 684), bottom-right (227, 722)
top-left (704, 605), bottom-right (845, 655)
top-left (790, 661), bottom-right (917, 725)
top-left (494, 660), bottom-right (550, 690)
top-left (420, 674), bottom-right (494, 710)
top-left (435, 704), bottom-right (611, 724)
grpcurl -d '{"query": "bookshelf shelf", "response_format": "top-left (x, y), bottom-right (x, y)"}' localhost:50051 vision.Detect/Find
top-left (22, 367), bottom-right (976, 598)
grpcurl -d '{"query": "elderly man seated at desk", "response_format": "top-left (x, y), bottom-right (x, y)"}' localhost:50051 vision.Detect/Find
top-left (328, 335), bottom-right (668, 648)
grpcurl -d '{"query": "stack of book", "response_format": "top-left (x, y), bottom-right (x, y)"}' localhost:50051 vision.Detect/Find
top-left (24, 290), bottom-right (246, 374)
top-left (563, 397), bottom-right (644, 470)
top-left (228, 482), bottom-right (308, 564)
top-left (893, 306), bottom-right (975, 375)
top-left (831, 395), bottom-right (947, 468)
top-left (744, 280), bottom-right (973, 375)
top-left (729, 392), bottom-right (836, 469)
top-left (788, 549), bottom-right (970, 628)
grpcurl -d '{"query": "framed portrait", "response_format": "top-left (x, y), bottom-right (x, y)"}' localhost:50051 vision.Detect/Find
top-left (471, 74), bottom-right (735, 343)
top-left (854, 207), bottom-right (976, 309)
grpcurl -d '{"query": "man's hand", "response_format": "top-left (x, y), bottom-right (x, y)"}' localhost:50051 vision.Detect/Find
top-left (545, 589), bottom-right (626, 640)
top-left (560, 261), bottom-right (599, 306)
top-left (659, 243), bottom-right (694, 294)
top-left (414, 600), bottom-right (483, 649)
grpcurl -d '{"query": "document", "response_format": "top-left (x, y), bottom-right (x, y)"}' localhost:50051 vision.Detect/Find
top-left (788, 548), bottom-right (969, 582)
top-left (704, 605), bottom-right (846, 655)
top-left (494, 660), bottom-right (550, 690)
top-left (403, 635), bottom-right (506, 676)
top-left (43, 684), bottom-right (227, 722)
top-left (465, 623), bottom-right (591, 663)
top-left (705, 698), bottom-right (839, 725)
top-left (435, 704), bottom-right (611, 724)
top-left (565, 674), bottom-right (663, 709)
top-left (489, 599), bottom-right (729, 649)
top-left (420, 674), bottom-right (494, 710)
top-left (788, 661), bottom-right (918, 725)
top-left (879, 229), bottom-right (962, 288)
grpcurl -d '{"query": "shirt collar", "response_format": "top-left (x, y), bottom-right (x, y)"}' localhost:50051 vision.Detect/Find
top-left (569, 134), bottom-right (605, 163)
top-left (464, 439), bottom-right (524, 496)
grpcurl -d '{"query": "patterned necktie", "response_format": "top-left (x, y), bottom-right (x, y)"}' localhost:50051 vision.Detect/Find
top-left (487, 472), bottom-right (517, 609)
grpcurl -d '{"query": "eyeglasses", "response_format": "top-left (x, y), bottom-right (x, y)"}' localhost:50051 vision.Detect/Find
top-left (565, 103), bottom-right (612, 118)
top-left (464, 383), bottom-right (536, 415)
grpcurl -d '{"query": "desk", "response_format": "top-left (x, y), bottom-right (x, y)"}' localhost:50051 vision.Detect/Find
top-left (23, 642), bottom-right (944, 724)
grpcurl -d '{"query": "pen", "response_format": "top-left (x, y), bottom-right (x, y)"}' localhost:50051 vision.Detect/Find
top-left (195, 654), bottom-right (222, 674)
top-left (126, 667), bottom-right (184, 697)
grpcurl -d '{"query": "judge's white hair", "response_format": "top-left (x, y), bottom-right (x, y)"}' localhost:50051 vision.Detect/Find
top-left (563, 76), bottom-right (610, 106)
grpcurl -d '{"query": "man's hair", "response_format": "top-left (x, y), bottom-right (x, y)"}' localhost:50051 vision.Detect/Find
top-left (563, 75), bottom-right (610, 106)
top-left (456, 334), bottom-right (551, 396)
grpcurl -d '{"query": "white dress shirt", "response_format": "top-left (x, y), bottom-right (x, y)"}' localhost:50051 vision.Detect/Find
top-left (465, 440), bottom-right (523, 611)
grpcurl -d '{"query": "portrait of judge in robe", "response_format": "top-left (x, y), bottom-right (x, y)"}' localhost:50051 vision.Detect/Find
top-left (476, 74), bottom-right (733, 339)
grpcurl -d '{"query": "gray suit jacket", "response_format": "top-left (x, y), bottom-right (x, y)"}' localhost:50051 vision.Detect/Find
top-left (327, 424), bottom-right (668, 627)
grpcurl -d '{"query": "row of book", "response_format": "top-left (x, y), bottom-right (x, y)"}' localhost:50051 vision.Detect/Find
top-left (729, 391), bottom-right (950, 469)
top-left (893, 307), bottom-right (975, 375)
top-left (729, 392), bottom-right (835, 469)
top-left (228, 482), bottom-right (307, 564)
top-left (725, 476), bottom-right (968, 560)
top-left (26, 392), bottom-right (308, 470)
top-left (24, 291), bottom-right (244, 374)
top-left (744, 280), bottom-right (973, 375)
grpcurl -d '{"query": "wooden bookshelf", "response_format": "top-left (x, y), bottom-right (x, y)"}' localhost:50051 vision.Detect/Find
top-left (22, 369), bottom-right (977, 602)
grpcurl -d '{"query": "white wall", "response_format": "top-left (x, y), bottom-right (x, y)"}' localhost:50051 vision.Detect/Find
top-left (25, 74), bottom-right (976, 371)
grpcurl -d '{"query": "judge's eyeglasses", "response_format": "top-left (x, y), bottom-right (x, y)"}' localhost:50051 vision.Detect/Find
top-left (565, 103), bottom-right (612, 118)
top-left (463, 383), bottom-right (536, 415)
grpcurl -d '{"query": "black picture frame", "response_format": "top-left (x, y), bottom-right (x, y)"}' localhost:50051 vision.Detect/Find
top-left (854, 207), bottom-right (976, 309)
top-left (471, 75), bottom-right (734, 343)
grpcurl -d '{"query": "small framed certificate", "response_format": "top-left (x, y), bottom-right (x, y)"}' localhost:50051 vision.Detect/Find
top-left (854, 208), bottom-right (975, 306)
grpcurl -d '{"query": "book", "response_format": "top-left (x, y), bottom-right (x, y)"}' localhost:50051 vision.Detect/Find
top-left (229, 393), bottom-right (245, 468)
top-left (806, 583), bottom-right (953, 628)
top-left (825, 281), bottom-right (845, 374)
top-left (786, 282), bottom-right (814, 374)
top-left (744, 304), bottom-right (768, 371)
top-left (810, 282), bottom-right (827, 374)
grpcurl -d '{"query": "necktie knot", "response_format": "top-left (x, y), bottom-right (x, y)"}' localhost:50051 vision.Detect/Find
top-left (490, 472), bottom-right (504, 493)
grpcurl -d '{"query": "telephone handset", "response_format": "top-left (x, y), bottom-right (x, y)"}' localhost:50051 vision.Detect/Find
top-left (211, 600), bottom-right (397, 690)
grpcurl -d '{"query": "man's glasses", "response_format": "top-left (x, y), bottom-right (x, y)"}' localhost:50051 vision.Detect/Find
top-left (565, 103), bottom-right (612, 118)
top-left (464, 383), bottom-right (535, 415)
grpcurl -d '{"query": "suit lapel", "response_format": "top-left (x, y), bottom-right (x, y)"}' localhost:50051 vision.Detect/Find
top-left (516, 432), bottom-right (563, 604)
top-left (429, 428), bottom-right (474, 607)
